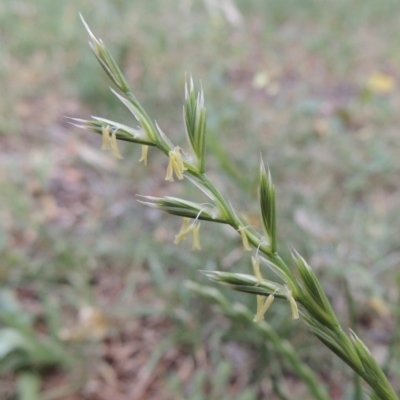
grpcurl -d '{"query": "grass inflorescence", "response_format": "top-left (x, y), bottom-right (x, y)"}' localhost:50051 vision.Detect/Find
top-left (73, 15), bottom-right (399, 400)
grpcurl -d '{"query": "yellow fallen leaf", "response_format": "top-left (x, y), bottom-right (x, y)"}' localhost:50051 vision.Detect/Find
top-left (252, 71), bottom-right (270, 89)
top-left (368, 297), bottom-right (390, 318)
top-left (59, 306), bottom-right (108, 342)
top-left (366, 72), bottom-right (395, 93)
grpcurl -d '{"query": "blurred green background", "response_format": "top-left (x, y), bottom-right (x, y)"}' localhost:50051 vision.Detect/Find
top-left (1, 0), bottom-right (400, 399)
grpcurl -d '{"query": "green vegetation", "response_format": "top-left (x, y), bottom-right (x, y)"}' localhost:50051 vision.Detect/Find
top-left (1, 1), bottom-right (400, 399)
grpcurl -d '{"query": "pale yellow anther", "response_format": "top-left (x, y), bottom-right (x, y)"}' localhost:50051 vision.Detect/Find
top-left (174, 218), bottom-right (192, 244)
top-left (139, 145), bottom-right (149, 166)
top-left (171, 157), bottom-right (183, 180)
top-left (285, 286), bottom-right (299, 320)
top-left (253, 294), bottom-right (274, 323)
top-left (171, 151), bottom-right (185, 181)
top-left (289, 296), bottom-right (299, 319)
top-left (238, 226), bottom-right (252, 251)
top-left (191, 223), bottom-right (202, 251)
top-left (165, 159), bottom-right (174, 182)
top-left (174, 148), bottom-right (186, 172)
top-left (174, 219), bottom-right (202, 251)
top-left (165, 147), bottom-right (187, 182)
top-left (101, 125), bottom-right (111, 151)
top-left (252, 256), bottom-right (263, 285)
top-left (110, 130), bottom-right (123, 159)
top-left (256, 295), bottom-right (264, 315)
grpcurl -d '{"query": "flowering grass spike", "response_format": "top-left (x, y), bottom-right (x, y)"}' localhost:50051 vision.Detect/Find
top-left (75, 16), bottom-right (398, 400)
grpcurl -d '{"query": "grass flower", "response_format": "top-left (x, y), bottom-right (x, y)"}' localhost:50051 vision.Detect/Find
top-left (100, 125), bottom-right (123, 159)
top-left (191, 222), bottom-right (202, 251)
top-left (253, 294), bottom-right (275, 323)
top-left (110, 129), bottom-right (123, 159)
top-left (138, 145), bottom-right (149, 166)
top-left (251, 256), bottom-right (263, 285)
top-left (165, 147), bottom-right (187, 181)
top-left (174, 218), bottom-right (202, 251)
top-left (174, 217), bottom-right (192, 244)
top-left (101, 125), bottom-right (111, 151)
top-left (238, 226), bottom-right (252, 251)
